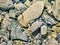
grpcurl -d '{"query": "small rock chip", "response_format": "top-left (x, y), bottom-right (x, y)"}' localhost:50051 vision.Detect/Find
top-left (41, 25), bottom-right (47, 35)
top-left (18, 1), bottom-right (44, 27)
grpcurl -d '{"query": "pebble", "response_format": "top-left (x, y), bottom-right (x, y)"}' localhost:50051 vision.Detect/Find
top-left (18, 1), bottom-right (44, 27)
top-left (0, 0), bottom-right (13, 10)
top-left (29, 20), bottom-right (43, 32)
top-left (53, 0), bottom-right (60, 21)
top-left (42, 38), bottom-right (58, 45)
top-left (41, 25), bottom-right (47, 35)
top-left (25, 0), bottom-right (32, 7)
top-left (42, 11), bottom-right (57, 25)
top-left (14, 2), bottom-right (27, 11)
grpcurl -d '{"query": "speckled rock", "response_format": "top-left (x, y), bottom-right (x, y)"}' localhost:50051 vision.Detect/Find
top-left (18, 1), bottom-right (44, 27)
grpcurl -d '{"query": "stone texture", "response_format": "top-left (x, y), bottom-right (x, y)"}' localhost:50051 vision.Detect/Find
top-left (18, 1), bottom-right (44, 27)
top-left (0, 0), bottom-right (13, 10)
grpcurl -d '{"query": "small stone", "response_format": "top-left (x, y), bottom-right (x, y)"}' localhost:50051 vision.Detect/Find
top-left (25, 0), bottom-right (32, 7)
top-left (56, 33), bottom-right (60, 43)
top-left (18, 1), bottom-right (44, 27)
top-left (42, 11), bottom-right (57, 25)
top-left (1, 42), bottom-right (6, 45)
top-left (0, 0), bottom-right (13, 10)
top-left (41, 25), bottom-right (47, 35)
top-left (0, 14), bottom-right (3, 22)
top-left (53, 0), bottom-right (60, 21)
top-left (51, 32), bottom-right (57, 38)
top-left (14, 2), bottom-right (27, 11)
top-left (29, 20), bottom-right (43, 32)
top-left (46, 39), bottom-right (58, 45)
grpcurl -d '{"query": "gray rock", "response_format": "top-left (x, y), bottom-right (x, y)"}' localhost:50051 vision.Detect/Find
top-left (42, 11), bottom-right (57, 25)
top-left (9, 20), bottom-right (23, 39)
top-left (56, 33), bottom-right (60, 43)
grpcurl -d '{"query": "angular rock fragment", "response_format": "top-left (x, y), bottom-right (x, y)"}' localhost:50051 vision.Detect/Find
top-left (0, 0), bottom-right (13, 10)
top-left (9, 20), bottom-right (23, 39)
top-left (42, 11), bottom-right (57, 25)
top-left (41, 25), bottom-right (47, 35)
top-left (18, 1), bottom-right (44, 27)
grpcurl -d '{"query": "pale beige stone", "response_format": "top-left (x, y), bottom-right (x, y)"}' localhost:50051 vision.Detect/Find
top-left (18, 1), bottom-right (44, 27)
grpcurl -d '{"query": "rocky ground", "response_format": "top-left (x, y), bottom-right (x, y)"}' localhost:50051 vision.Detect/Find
top-left (0, 0), bottom-right (60, 45)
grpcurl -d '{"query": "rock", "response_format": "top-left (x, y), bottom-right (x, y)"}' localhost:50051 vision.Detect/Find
top-left (53, 0), bottom-right (60, 21)
top-left (41, 25), bottom-right (47, 35)
top-left (56, 33), bottom-right (60, 43)
top-left (42, 11), bottom-right (57, 25)
top-left (18, 1), bottom-right (44, 27)
top-left (42, 38), bottom-right (58, 45)
top-left (0, 0), bottom-right (13, 10)
top-left (25, 0), bottom-right (32, 7)
top-left (9, 20), bottom-right (23, 39)
top-left (19, 32), bottom-right (29, 41)
top-left (7, 41), bottom-right (13, 45)
top-left (28, 20), bottom-right (43, 32)
top-left (1, 14), bottom-right (11, 29)
top-left (1, 42), bottom-right (6, 45)
top-left (0, 14), bottom-right (3, 22)
top-left (14, 2), bottom-right (27, 11)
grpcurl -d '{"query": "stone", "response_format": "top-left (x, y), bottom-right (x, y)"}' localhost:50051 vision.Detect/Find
top-left (41, 25), bottom-right (47, 35)
top-left (1, 14), bottom-right (11, 29)
top-left (42, 38), bottom-right (58, 45)
top-left (7, 41), bottom-right (13, 45)
top-left (0, 0), bottom-right (13, 10)
top-left (14, 2), bottom-right (27, 11)
top-left (18, 1), bottom-right (44, 27)
top-left (53, 0), bottom-right (60, 21)
top-left (25, 0), bottom-right (32, 7)
top-left (1, 42), bottom-right (6, 45)
top-left (56, 33), bottom-right (60, 43)
top-left (28, 20), bottom-right (43, 32)
top-left (0, 14), bottom-right (3, 22)
top-left (9, 20), bottom-right (23, 39)
top-left (42, 11), bottom-right (57, 25)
